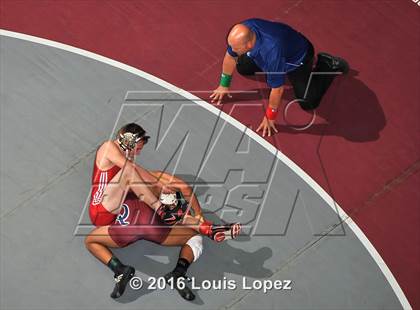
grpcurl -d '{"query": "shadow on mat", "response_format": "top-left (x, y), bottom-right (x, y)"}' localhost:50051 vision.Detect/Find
top-left (113, 175), bottom-right (273, 305)
top-left (224, 69), bottom-right (386, 142)
top-left (279, 69), bottom-right (386, 142)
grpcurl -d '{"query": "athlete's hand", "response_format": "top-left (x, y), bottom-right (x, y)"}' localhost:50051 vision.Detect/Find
top-left (194, 213), bottom-right (204, 223)
top-left (209, 86), bottom-right (232, 105)
top-left (256, 116), bottom-right (278, 137)
top-left (161, 185), bottom-right (176, 195)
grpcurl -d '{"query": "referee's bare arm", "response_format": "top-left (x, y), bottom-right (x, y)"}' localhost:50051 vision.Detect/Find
top-left (222, 52), bottom-right (236, 76)
top-left (269, 85), bottom-right (284, 111)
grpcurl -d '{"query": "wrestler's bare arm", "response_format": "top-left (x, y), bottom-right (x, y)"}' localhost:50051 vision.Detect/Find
top-left (150, 171), bottom-right (203, 219)
top-left (103, 141), bottom-right (162, 187)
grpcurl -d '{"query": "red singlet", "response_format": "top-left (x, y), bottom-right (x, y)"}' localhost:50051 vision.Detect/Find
top-left (89, 159), bottom-right (121, 226)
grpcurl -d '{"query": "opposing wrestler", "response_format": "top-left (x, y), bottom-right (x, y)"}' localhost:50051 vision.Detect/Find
top-left (85, 123), bottom-right (241, 300)
top-left (152, 171), bottom-right (242, 243)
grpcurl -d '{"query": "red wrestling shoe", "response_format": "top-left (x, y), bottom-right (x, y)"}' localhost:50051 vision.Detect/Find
top-left (199, 221), bottom-right (241, 242)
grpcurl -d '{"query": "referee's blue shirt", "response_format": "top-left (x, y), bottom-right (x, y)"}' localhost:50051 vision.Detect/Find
top-left (227, 18), bottom-right (309, 88)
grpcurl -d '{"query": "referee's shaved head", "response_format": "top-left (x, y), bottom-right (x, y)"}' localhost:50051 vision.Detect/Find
top-left (227, 23), bottom-right (255, 55)
top-left (228, 24), bottom-right (253, 46)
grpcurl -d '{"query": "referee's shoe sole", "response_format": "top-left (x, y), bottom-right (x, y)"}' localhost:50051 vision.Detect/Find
top-left (317, 52), bottom-right (349, 74)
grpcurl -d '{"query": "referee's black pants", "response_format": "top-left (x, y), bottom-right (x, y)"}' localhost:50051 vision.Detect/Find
top-left (236, 41), bottom-right (336, 111)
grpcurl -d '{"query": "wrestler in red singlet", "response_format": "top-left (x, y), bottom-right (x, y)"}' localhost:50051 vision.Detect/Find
top-left (89, 160), bottom-right (121, 226)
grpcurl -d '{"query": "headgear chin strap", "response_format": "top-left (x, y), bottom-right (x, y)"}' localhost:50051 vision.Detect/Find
top-left (118, 132), bottom-right (143, 151)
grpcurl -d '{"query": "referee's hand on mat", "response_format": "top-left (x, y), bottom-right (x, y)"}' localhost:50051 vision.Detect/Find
top-left (257, 116), bottom-right (278, 137)
top-left (210, 85), bottom-right (232, 105)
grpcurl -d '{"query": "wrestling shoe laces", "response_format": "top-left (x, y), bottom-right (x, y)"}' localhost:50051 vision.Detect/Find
top-left (110, 266), bottom-right (135, 299)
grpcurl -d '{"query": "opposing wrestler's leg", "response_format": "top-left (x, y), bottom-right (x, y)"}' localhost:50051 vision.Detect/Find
top-left (148, 170), bottom-right (242, 242)
top-left (160, 227), bottom-right (203, 301)
top-left (85, 225), bottom-right (119, 263)
top-left (85, 226), bottom-right (135, 299)
top-left (180, 214), bottom-right (242, 242)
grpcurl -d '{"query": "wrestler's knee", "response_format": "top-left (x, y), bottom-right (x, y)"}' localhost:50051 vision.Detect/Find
top-left (84, 234), bottom-right (94, 249)
top-left (84, 227), bottom-right (106, 248)
top-left (186, 235), bottom-right (203, 262)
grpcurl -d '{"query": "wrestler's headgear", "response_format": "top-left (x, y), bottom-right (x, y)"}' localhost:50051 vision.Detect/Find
top-left (159, 191), bottom-right (178, 207)
top-left (117, 123), bottom-right (150, 151)
top-left (157, 191), bottom-right (188, 225)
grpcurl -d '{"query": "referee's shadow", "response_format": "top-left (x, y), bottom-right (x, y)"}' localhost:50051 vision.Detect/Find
top-left (222, 69), bottom-right (385, 142)
top-left (276, 69), bottom-right (386, 142)
top-left (113, 176), bottom-right (273, 305)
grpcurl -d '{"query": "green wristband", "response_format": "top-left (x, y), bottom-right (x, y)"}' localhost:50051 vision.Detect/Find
top-left (220, 73), bottom-right (232, 87)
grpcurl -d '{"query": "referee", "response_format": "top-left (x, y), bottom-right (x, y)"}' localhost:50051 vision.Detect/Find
top-left (210, 18), bottom-right (349, 137)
